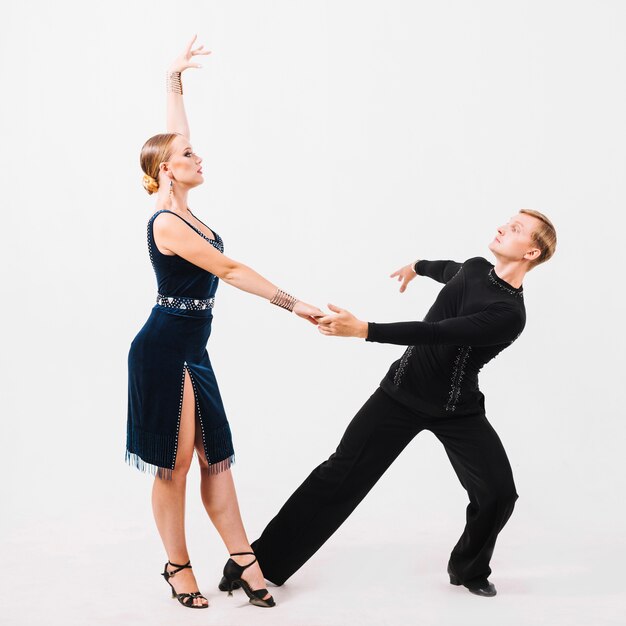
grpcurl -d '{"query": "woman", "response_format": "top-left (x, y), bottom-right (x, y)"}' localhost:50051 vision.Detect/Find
top-left (127, 35), bottom-right (323, 610)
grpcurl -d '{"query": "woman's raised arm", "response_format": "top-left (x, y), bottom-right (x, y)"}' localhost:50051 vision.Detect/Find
top-left (166, 34), bottom-right (211, 138)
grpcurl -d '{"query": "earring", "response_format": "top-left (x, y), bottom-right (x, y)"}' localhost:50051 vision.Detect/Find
top-left (169, 180), bottom-right (173, 197)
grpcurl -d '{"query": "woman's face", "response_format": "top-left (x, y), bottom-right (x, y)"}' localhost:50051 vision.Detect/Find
top-left (161, 135), bottom-right (204, 188)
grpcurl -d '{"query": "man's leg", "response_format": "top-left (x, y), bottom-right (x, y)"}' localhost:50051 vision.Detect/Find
top-left (432, 414), bottom-right (519, 587)
top-left (251, 388), bottom-right (423, 585)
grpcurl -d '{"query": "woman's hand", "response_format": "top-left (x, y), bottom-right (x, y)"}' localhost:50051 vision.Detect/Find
top-left (316, 304), bottom-right (368, 338)
top-left (293, 300), bottom-right (326, 325)
top-left (390, 263), bottom-right (418, 293)
top-left (169, 34), bottom-right (211, 74)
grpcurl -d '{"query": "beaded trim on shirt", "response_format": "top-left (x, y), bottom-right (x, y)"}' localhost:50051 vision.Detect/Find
top-left (156, 294), bottom-right (215, 310)
top-left (445, 346), bottom-right (472, 412)
top-left (393, 346), bottom-right (415, 386)
top-left (450, 266), bottom-right (463, 282)
top-left (488, 268), bottom-right (523, 298)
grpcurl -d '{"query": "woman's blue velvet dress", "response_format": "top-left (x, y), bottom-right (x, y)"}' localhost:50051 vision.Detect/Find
top-left (126, 209), bottom-right (234, 478)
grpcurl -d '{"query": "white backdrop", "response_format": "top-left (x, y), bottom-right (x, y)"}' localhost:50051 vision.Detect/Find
top-left (1, 1), bottom-right (624, 625)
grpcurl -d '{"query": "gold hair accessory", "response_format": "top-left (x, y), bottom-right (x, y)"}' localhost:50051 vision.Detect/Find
top-left (143, 174), bottom-right (158, 193)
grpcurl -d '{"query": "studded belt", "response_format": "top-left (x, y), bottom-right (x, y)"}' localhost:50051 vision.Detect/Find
top-left (156, 293), bottom-right (215, 310)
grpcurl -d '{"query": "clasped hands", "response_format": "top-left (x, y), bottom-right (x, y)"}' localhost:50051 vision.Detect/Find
top-left (290, 301), bottom-right (366, 338)
top-left (314, 304), bottom-right (369, 339)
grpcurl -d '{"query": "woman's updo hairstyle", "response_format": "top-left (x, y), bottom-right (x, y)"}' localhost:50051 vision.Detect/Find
top-left (140, 132), bottom-right (181, 195)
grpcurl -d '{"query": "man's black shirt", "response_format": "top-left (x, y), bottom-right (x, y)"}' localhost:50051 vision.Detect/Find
top-left (366, 257), bottom-right (526, 417)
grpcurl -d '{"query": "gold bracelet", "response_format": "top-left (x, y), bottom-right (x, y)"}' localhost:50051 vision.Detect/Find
top-left (270, 288), bottom-right (298, 312)
top-left (166, 71), bottom-right (183, 95)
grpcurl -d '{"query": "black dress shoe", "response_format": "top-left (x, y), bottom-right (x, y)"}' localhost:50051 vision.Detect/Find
top-left (447, 565), bottom-right (497, 597)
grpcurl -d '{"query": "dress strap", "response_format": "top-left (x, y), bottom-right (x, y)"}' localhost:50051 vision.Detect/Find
top-left (150, 209), bottom-right (218, 244)
top-left (149, 209), bottom-right (172, 220)
top-left (187, 209), bottom-right (217, 235)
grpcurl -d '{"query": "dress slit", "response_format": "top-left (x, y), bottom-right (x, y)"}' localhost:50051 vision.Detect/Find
top-left (186, 364), bottom-right (235, 475)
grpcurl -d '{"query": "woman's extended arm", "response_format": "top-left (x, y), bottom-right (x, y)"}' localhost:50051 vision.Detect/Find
top-left (166, 34), bottom-right (210, 137)
top-left (153, 212), bottom-right (324, 323)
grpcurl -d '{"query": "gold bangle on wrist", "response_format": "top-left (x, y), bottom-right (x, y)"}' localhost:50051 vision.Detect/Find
top-left (270, 288), bottom-right (298, 312)
top-left (166, 71), bottom-right (183, 95)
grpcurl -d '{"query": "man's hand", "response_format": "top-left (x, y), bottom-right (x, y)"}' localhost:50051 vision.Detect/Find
top-left (390, 263), bottom-right (419, 293)
top-left (316, 304), bottom-right (368, 338)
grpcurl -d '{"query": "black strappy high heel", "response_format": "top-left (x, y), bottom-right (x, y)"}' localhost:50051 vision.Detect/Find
top-left (161, 560), bottom-right (209, 609)
top-left (221, 551), bottom-right (276, 608)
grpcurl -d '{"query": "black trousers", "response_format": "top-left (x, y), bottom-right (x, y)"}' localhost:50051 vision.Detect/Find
top-left (251, 387), bottom-right (518, 586)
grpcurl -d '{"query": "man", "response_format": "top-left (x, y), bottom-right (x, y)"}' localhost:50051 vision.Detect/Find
top-left (250, 209), bottom-right (557, 597)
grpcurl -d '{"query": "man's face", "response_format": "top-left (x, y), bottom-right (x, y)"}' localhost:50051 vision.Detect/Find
top-left (488, 212), bottom-right (542, 263)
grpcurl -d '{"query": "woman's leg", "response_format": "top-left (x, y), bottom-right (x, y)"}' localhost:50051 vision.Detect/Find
top-left (194, 434), bottom-right (271, 600)
top-left (152, 367), bottom-right (208, 607)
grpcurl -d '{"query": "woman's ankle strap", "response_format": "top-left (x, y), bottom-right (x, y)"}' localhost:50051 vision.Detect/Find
top-left (168, 560), bottom-right (192, 570)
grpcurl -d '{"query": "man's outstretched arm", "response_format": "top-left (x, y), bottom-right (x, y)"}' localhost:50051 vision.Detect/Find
top-left (317, 302), bottom-right (524, 347)
top-left (365, 303), bottom-right (523, 347)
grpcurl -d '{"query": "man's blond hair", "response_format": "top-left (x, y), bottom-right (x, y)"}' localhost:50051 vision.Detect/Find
top-left (519, 209), bottom-right (557, 269)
